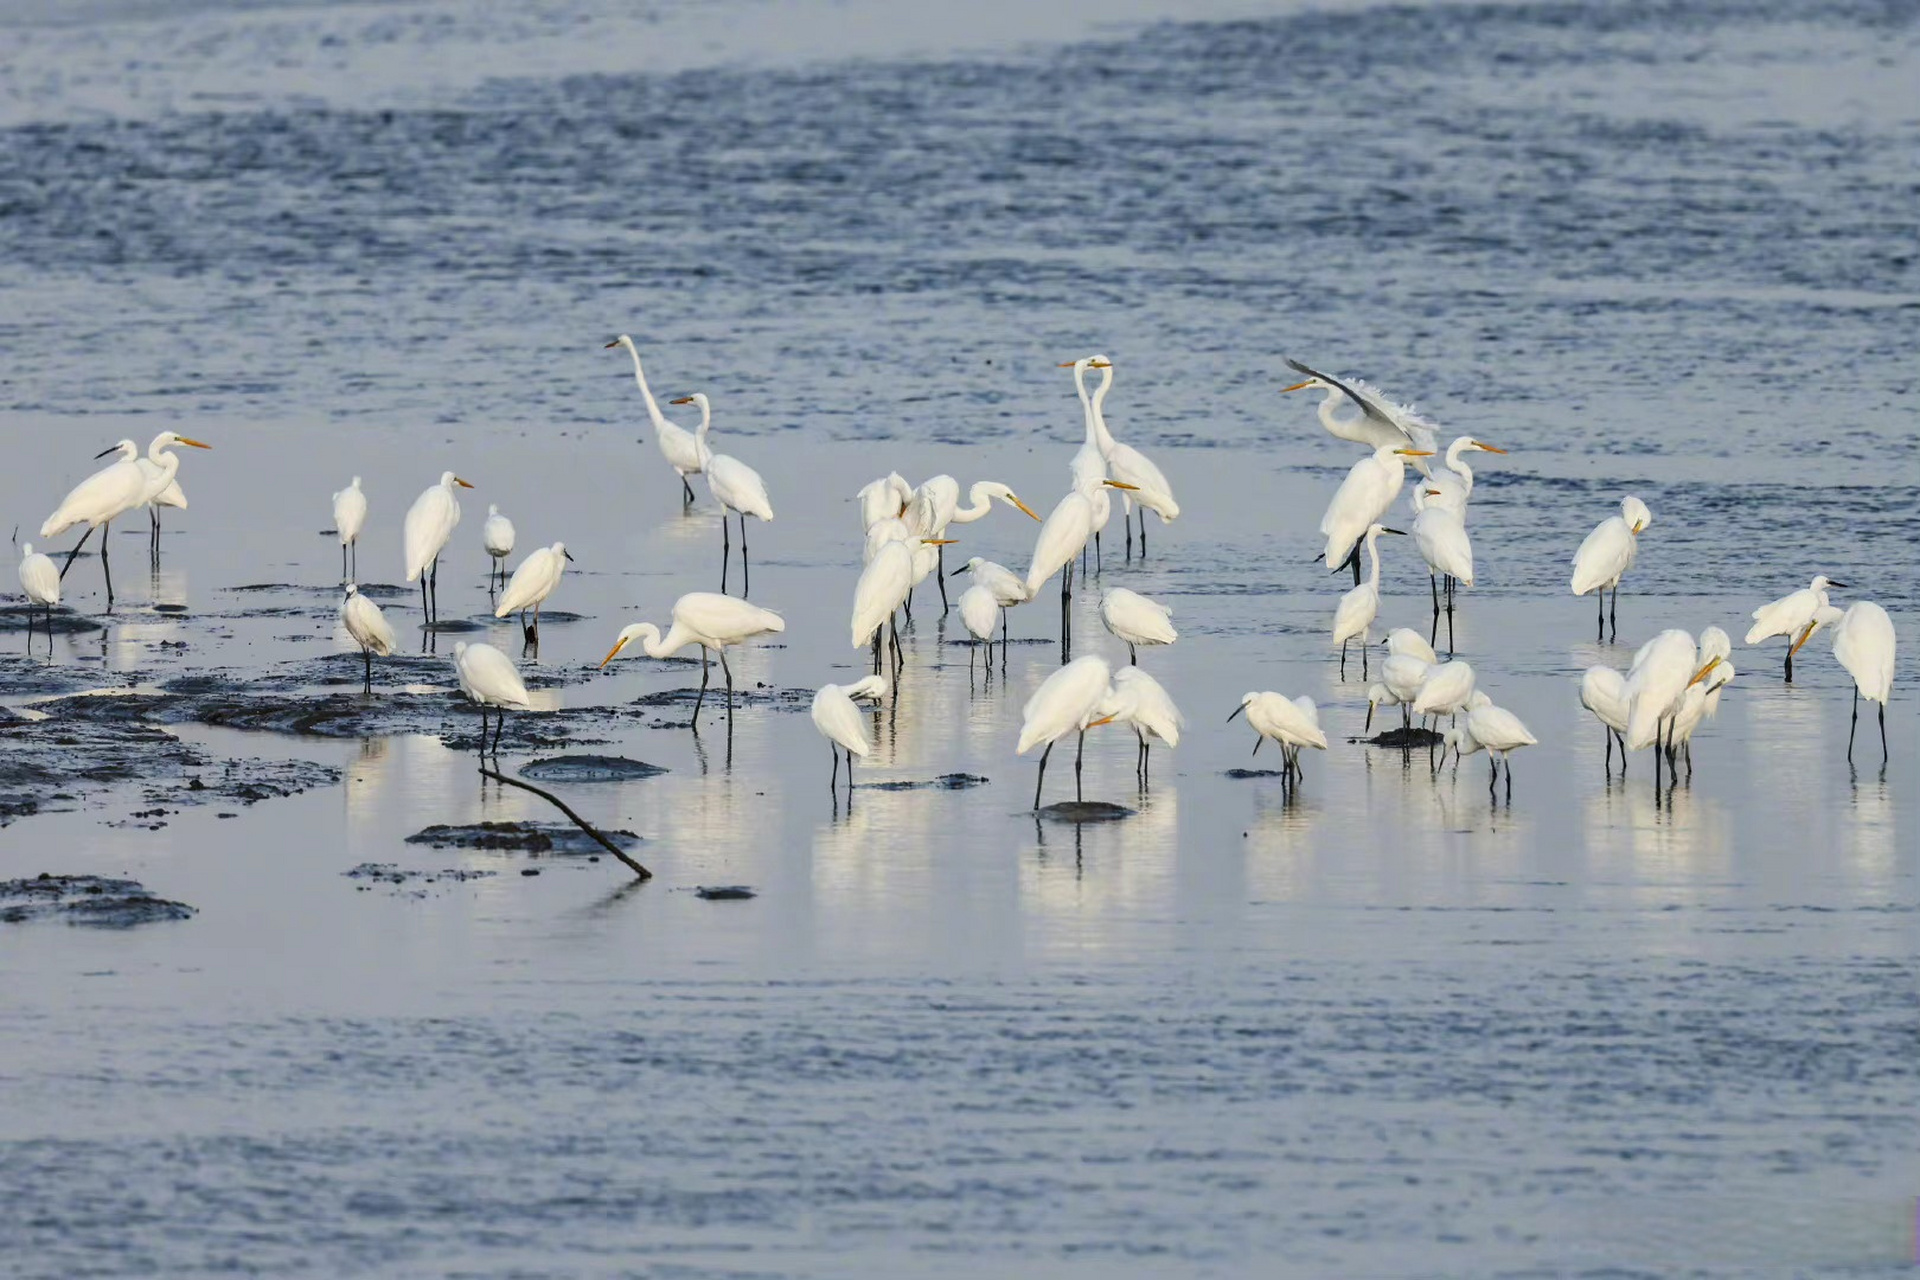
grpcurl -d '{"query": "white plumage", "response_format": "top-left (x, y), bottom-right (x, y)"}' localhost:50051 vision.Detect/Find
top-left (1320, 444), bottom-right (1429, 570)
top-left (958, 584), bottom-right (1002, 645)
top-left (494, 542), bottom-right (571, 621)
top-left (333, 476), bottom-right (367, 558)
top-left (1745, 575), bottom-right (1840, 647)
top-left (812, 675), bottom-right (889, 763)
top-left (482, 504), bottom-right (515, 559)
top-left (1100, 587), bottom-right (1177, 654)
top-left (608, 336), bottom-right (709, 493)
top-left (453, 640), bottom-right (529, 709)
top-left (1570, 496), bottom-right (1651, 596)
top-left (1832, 601), bottom-right (1895, 706)
top-left (1102, 666), bottom-right (1183, 749)
top-left (1018, 656), bottom-right (1115, 756)
top-left (403, 471), bottom-right (470, 582)
top-left (341, 584), bottom-right (397, 690)
top-left (18, 543), bottom-right (58, 609)
top-left (1412, 660), bottom-right (1476, 718)
top-left (41, 440), bottom-right (153, 540)
top-left (706, 452), bottom-right (774, 524)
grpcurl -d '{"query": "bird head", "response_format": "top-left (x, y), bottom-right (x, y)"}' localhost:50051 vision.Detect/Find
top-left (990, 486), bottom-right (1042, 521)
top-left (1465, 439), bottom-right (1507, 454)
top-left (599, 623), bottom-right (651, 668)
top-left (1226, 692), bottom-right (1259, 723)
top-left (604, 335), bottom-right (633, 350)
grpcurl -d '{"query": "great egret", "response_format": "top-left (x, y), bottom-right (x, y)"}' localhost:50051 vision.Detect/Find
top-left (1625, 629), bottom-right (1722, 783)
top-left (607, 335), bottom-right (707, 504)
top-left (679, 395), bottom-right (773, 596)
top-left (601, 592), bottom-right (785, 725)
top-left (1831, 601), bottom-right (1894, 763)
top-left (1099, 665), bottom-right (1182, 783)
top-left (1320, 445), bottom-right (1433, 584)
top-left (853, 536), bottom-right (954, 672)
top-left (494, 541), bottom-right (573, 644)
top-left (135, 431), bottom-right (196, 556)
top-left (44, 433), bottom-right (209, 610)
top-left (1280, 358), bottom-right (1441, 458)
top-left (1571, 496), bottom-right (1652, 641)
top-left (333, 477), bottom-right (367, 579)
top-left (1026, 476), bottom-right (1137, 660)
top-left (452, 639), bottom-right (529, 758)
top-left (17, 543), bottom-right (58, 652)
top-left (1227, 692), bottom-right (1326, 789)
top-left (1579, 664), bottom-right (1630, 774)
top-left (1746, 575), bottom-right (1848, 682)
top-left (1072, 355), bottom-right (1180, 557)
top-left (1450, 700), bottom-right (1538, 797)
top-left (906, 476), bottom-right (1040, 609)
top-left (1385, 627), bottom-right (1438, 665)
top-left (482, 504), bottom-right (516, 591)
top-left (1063, 357), bottom-right (1117, 570)
top-left (403, 471), bottom-right (473, 626)
top-left (1017, 654), bottom-right (1117, 809)
top-left (1100, 587), bottom-right (1177, 664)
top-left (1411, 485), bottom-right (1473, 655)
top-left (857, 472), bottom-right (912, 530)
top-left (340, 583), bottom-right (397, 693)
top-left (1696, 626), bottom-right (1734, 724)
top-left (958, 584), bottom-right (1002, 671)
top-left (811, 675), bottom-right (889, 792)
top-left (1420, 437), bottom-right (1507, 516)
top-left (1332, 523), bottom-right (1403, 678)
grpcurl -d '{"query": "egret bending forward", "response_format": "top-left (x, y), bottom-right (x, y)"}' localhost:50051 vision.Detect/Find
top-left (1018, 655), bottom-right (1118, 810)
top-left (452, 640), bottom-right (529, 760)
top-left (811, 676), bottom-right (889, 794)
top-left (1227, 692), bottom-right (1327, 795)
top-left (601, 592), bottom-right (785, 726)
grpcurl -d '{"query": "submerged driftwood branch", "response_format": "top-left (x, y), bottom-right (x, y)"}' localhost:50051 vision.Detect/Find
top-left (479, 766), bottom-right (652, 882)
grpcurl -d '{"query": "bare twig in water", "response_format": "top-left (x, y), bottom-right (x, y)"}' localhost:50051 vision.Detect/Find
top-left (479, 766), bottom-right (652, 881)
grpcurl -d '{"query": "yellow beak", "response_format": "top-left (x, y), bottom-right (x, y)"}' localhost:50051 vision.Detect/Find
top-left (1279, 380), bottom-right (1314, 393)
top-left (177, 436), bottom-right (213, 450)
top-left (1103, 480), bottom-right (1139, 490)
top-left (922, 538), bottom-right (959, 546)
top-left (598, 638), bottom-right (629, 669)
top-left (1056, 360), bottom-right (1082, 368)
top-left (455, 477), bottom-right (475, 488)
top-left (1395, 449), bottom-right (1435, 457)
top-left (1687, 656), bottom-right (1723, 685)
top-left (1009, 496), bottom-right (1042, 521)
top-left (1086, 715), bottom-right (1116, 728)
top-left (1474, 442), bottom-right (1508, 454)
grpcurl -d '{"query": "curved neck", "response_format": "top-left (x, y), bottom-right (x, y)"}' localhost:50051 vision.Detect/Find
top-left (953, 483), bottom-right (995, 523)
top-left (1365, 529), bottom-right (1383, 587)
top-left (622, 342), bottom-right (669, 430)
top-left (1445, 440), bottom-right (1474, 487)
top-left (1089, 368), bottom-right (1116, 453)
top-left (149, 449), bottom-right (181, 485)
top-left (694, 399), bottom-right (711, 439)
top-left (1318, 388), bottom-right (1358, 430)
top-left (1074, 366), bottom-right (1097, 447)
top-left (642, 621), bottom-right (695, 658)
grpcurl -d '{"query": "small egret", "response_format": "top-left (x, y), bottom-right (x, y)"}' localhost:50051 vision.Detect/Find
top-left (403, 471), bottom-right (473, 625)
top-left (452, 639), bottom-right (529, 758)
top-left (482, 504), bottom-right (516, 591)
top-left (1579, 665), bottom-right (1631, 774)
top-left (1452, 699), bottom-right (1538, 797)
top-left (811, 675), bottom-right (889, 792)
top-left (1069, 356), bottom-right (1180, 558)
top-left (135, 431), bottom-right (197, 556)
top-left (1227, 692), bottom-right (1327, 789)
top-left (906, 475), bottom-right (1040, 609)
top-left (1026, 476), bottom-right (1137, 659)
top-left (1332, 523), bottom-right (1403, 677)
top-left (857, 472), bottom-right (913, 530)
top-left (1100, 587), bottom-right (1177, 664)
top-left (680, 395), bottom-right (772, 596)
top-left (1420, 437), bottom-right (1507, 516)
top-left (17, 543), bottom-right (58, 652)
top-left (1363, 681), bottom-right (1402, 733)
top-left (333, 476), bottom-right (367, 579)
top-left (340, 583), bottom-right (397, 693)
top-left (607, 335), bottom-right (708, 504)
top-left (958, 584), bottom-right (1001, 671)
top-left (1831, 601), bottom-right (1895, 763)
top-left (1746, 575), bottom-right (1848, 682)
top-left (1018, 655), bottom-right (1118, 809)
top-left (1571, 496), bottom-right (1653, 641)
top-left (1696, 626), bottom-right (1735, 723)
top-left (1320, 445), bottom-right (1433, 584)
top-left (952, 556), bottom-right (1029, 652)
top-left (1411, 485), bottom-right (1473, 655)
top-left (1100, 666), bottom-right (1183, 783)
top-left (1385, 626), bottom-right (1439, 665)
top-left (44, 434), bottom-right (209, 609)
top-left (494, 541), bottom-right (573, 643)
top-left (1281, 358), bottom-right (1441, 458)
top-left (600, 592), bottom-right (785, 725)
top-left (1411, 660), bottom-right (1476, 723)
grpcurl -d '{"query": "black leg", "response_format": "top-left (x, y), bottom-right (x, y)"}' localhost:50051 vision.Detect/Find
top-left (1430, 574), bottom-right (1439, 618)
top-left (1847, 688), bottom-right (1858, 763)
top-left (872, 630), bottom-right (882, 675)
top-left (1034, 742), bottom-right (1052, 811)
top-left (1489, 756), bottom-right (1498, 795)
top-left (342, 543), bottom-right (349, 579)
top-left (1139, 512), bottom-right (1147, 557)
top-left (1445, 576), bottom-right (1455, 657)
top-left (58, 526), bottom-right (94, 581)
top-left (694, 648), bottom-right (710, 723)
top-left (1596, 588), bottom-right (1605, 642)
top-left (420, 572), bottom-right (430, 626)
top-left (1361, 640), bottom-right (1369, 680)
top-left (363, 647), bottom-right (372, 694)
top-left (740, 514), bottom-right (750, 597)
top-left (1609, 586), bottom-right (1618, 642)
top-left (937, 544), bottom-right (948, 614)
top-left (1505, 758), bottom-right (1512, 803)
top-left (1617, 729), bottom-right (1627, 777)
top-left (351, 540), bottom-right (357, 578)
top-left (1879, 703), bottom-right (1887, 761)
top-left (1129, 643), bottom-right (1137, 666)
top-left (1784, 647), bottom-right (1793, 684)
top-left (683, 475), bottom-right (695, 506)
top-left (1093, 526), bottom-right (1101, 574)
top-left (429, 556), bottom-right (439, 625)
top-left (1604, 726), bottom-right (1613, 775)
top-left (1340, 638), bottom-right (1348, 680)
top-left (101, 520), bottom-right (114, 610)
top-left (1073, 728), bottom-right (1086, 802)
top-left (720, 648), bottom-right (735, 715)
top-left (1124, 510), bottom-right (1132, 560)
top-left (831, 746), bottom-right (838, 791)
top-left (721, 512), bottom-right (730, 594)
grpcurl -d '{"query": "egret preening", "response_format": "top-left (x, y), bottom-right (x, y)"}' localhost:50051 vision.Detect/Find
top-left (482, 504), bottom-right (516, 591)
top-left (403, 472), bottom-right (472, 627)
top-left (1099, 665), bottom-right (1182, 783)
top-left (1100, 587), bottom-right (1177, 664)
top-left (608, 335), bottom-right (708, 504)
top-left (680, 395), bottom-right (773, 597)
top-left (811, 675), bottom-right (889, 793)
top-left (853, 536), bottom-right (954, 673)
top-left (1831, 601), bottom-right (1895, 763)
top-left (1066, 356), bottom-right (1180, 558)
top-left (1419, 437), bottom-right (1507, 516)
top-left (333, 476), bottom-right (367, 579)
top-left (857, 472), bottom-right (913, 530)
top-left (1411, 660), bottom-right (1476, 723)
top-left (906, 476), bottom-right (1040, 610)
top-left (452, 639), bottom-right (529, 759)
top-left (601, 592), bottom-right (785, 726)
top-left (1017, 655), bottom-right (1117, 810)
top-left (135, 431), bottom-right (197, 558)
top-left (1411, 486), bottom-right (1473, 655)
top-left (1281, 358), bottom-right (1441, 458)
top-left (1451, 699), bottom-right (1538, 799)
top-left (494, 541), bottom-right (573, 645)
top-left (1571, 496), bottom-right (1652, 641)
top-left (1626, 629), bottom-right (1724, 785)
top-left (1579, 664), bottom-right (1631, 775)
top-left (1320, 445), bottom-right (1433, 585)
top-left (1227, 692), bottom-right (1326, 793)
top-left (1746, 575), bottom-right (1847, 682)
top-left (340, 583), bottom-right (397, 693)
top-left (43, 433), bottom-right (210, 610)
top-left (1331, 523), bottom-right (1403, 678)
top-left (1026, 476), bottom-right (1138, 660)
top-left (17, 543), bottom-right (58, 652)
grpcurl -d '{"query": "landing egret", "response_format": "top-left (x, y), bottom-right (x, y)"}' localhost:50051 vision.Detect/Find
top-left (952, 556), bottom-right (1029, 653)
top-left (906, 476), bottom-right (1040, 609)
top-left (1411, 485), bottom-right (1473, 655)
top-left (482, 504), bottom-right (516, 591)
top-left (1071, 356), bottom-right (1180, 557)
top-left (43, 433), bottom-right (209, 609)
top-left (340, 583), bottom-right (397, 693)
top-left (494, 541), bottom-right (573, 643)
top-left (1280, 358), bottom-right (1441, 458)
top-left (17, 543), bottom-right (58, 651)
top-left (1320, 445), bottom-right (1433, 584)
top-left (680, 395), bottom-right (772, 596)
top-left (1831, 601), bottom-right (1894, 763)
top-left (1579, 665), bottom-right (1631, 774)
top-left (853, 536), bottom-right (954, 672)
top-left (1026, 476), bottom-right (1137, 659)
top-left (333, 476), bottom-right (367, 579)
top-left (135, 431), bottom-right (196, 555)
top-left (811, 675), bottom-right (889, 792)
top-left (958, 584), bottom-right (1002, 670)
top-left (403, 471), bottom-right (472, 625)
top-left (858, 472), bottom-right (912, 531)
top-left (1571, 496), bottom-right (1652, 641)
top-left (601, 592), bottom-right (785, 725)
top-left (1332, 522), bottom-right (1403, 678)
top-left (1746, 575), bottom-right (1847, 682)
top-left (1099, 666), bottom-right (1182, 782)
top-left (1100, 587), bottom-right (1177, 664)
top-left (1227, 692), bottom-right (1326, 788)
top-left (1420, 437), bottom-right (1507, 516)
top-left (1017, 655), bottom-right (1117, 810)
top-left (452, 639), bottom-right (529, 758)
top-left (608, 335), bottom-right (707, 504)
top-left (1453, 700), bottom-right (1538, 797)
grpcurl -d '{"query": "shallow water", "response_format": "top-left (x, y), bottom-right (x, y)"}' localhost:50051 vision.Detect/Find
top-left (1, 0), bottom-right (1917, 1276)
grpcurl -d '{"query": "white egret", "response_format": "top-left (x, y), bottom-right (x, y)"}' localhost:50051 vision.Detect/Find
top-left (1075, 355), bottom-right (1180, 557)
top-left (1579, 665), bottom-right (1631, 774)
top-left (44, 433), bottom-right (209, 609)
top-left (340, 583), bottom-right (397, 693)
top-left (958, 584), bottom-right (1002, 671)
top-left (1364, 681), bottom-right (1403, 734)
top-left (1061, 356), bottom-right (1117, 568)
top-left (135, 431), bottom-right (196, 555)
top-left (1280, 358), bottom-right (1440, 463)
top-left (482, 504), bottom-right (516, 591)
top-left (1227, 692), bottom-right (1327, 789)
top-left (1626, 629), bottom-right (1724, 784)
top-left (607, 335), bottom-right (707, 504)
top-left (1420, 436), bottom-right (1507, 516)
top-left (1411, 485), bottom-right (1474, 655)
top-left (494, 541), bottom-right (573, 643)
top-left (1385, 627), bottom-right (1438, 665)
top-left (679, 394), bottom-right (773, 596)
top-left (452, 639), bottom-right (530, 759)
top-left (1025, 476), bottom-right (1138, 659)
top-left (1746, 575), bottom-right (1848, 682)
top-left (1320, 444), bottom-right (1433, 584)
top-left (952, 556), bottom-right (1029, 653)
top-left (1411, 659), bottom-right (1476, 723)
top-left (853, 535), bottom-right (954, 671)
top-left (1831, 601), bottom-right (1894, 763)
top-left (17, 543), bottom-right (58, 652)
top-left (1100, 587), bottom-right (1177, 664)
top-left (1099, 666), bottom-right (1182, 783)
top-left (811, 675), bottom-right (889, 792)
top-left (1451, 699), bottom-right (1538, 797)
top-left (906, 475), bottom-right (1040, 609)
top-left (600, 592), bottom-right (785, 726)
top-left (857, 472), bottom-right (912, 531)
top-left (1331, 522), bottom-right (1403, 678)
top-left (333, 476), bottom-right (367, 579)
top-left (403, 471), bottom-right (473, 625)
top-left (1017, 654), bottom-right (1118, 810)
top-left (1570, 496), bottom-right (1653, 642)
top-left (1697, 626), bottom-right (1734, 722)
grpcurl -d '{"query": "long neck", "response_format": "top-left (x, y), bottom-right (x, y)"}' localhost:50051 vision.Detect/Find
top-left (1318, 388), bottom-right (1357, 431)
top-left (150, 449), bottom-right (181, 486)
top-left (952, 483), bottom-right (994, 523)
top-left (623, 343), bottom-right (669, 430)
top-left (1365, 530), bottom-right (1383, 587)
top-left (643, 621), bottom-right (693, 658)
top-left (1446, 441), bottom-right (1474, 488)
top-left (1074, 366), bottom-right (1097, 446)
top-left (1089, 369), bottom-right (1116, 453)
top-left (695, 400), bottom-right (711, 440)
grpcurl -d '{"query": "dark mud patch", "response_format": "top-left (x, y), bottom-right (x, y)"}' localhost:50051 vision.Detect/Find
top-left (1225, 768), bottom-right (1289, 779)
top-left (225, 581), bottom-right (409, 599)
top-left (1037, 801), bottom-right (1135, 822)
top-left (695, 885), bottom-right (756, 901)
top-left (344, 862), bottom-right (498, 896)
top-left (1352, 726), bottom-right (1447, 748)
top-left (406, 821), bottom-right (644, 856)
top-left (944, 636), bottom-right (1053, 647)
top-left (0, 657), bottom-right (115, 699)
top-left (0, 874), bottom-right (195, 928)
top-left (858, 773), bottom-right (989, 791)
top-left (519, 755), bottom-right (666, 783)
top-left (622, 683), bottom-right (814, 714)
top-left (0, 606), bottom-right (106, 635)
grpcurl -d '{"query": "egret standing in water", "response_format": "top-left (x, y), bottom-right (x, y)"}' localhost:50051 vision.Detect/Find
top-left (1319, 445), bottom-right (1432, 585)
top-left (333, 476), bottom-right (367, 580)
top-left (135, 430), bottom-right (196, 558)
top-left (452, 639), bottom-right (529, 760)
top-left (340, 583), bottom-right (397, 693)
top-left (1411, 485), bottom-right (1474, 656)
top-left (403, 471), bottom-right (473, 627)
top-left (1025, 476), bottom-right (1137, 660)
top-left (678, 394), bottom-right (773, 596)
top-left (1745, 574), bottom-right (1847, 682)
top-left (958, 584), bottom-right (1002, 673)
top-left (1331, 523), bottom-right (1402, 678)
top-left (482, 504), bottom-right (516, 592)
top-left (42, 433), bottom-right (210, 610)
top-left (1018, 655), bottom-right (1118, 810)
top-left (1227, 692), bottom-right (1327, 793)
top-left (1100, 587), bottom-right (1177, 665)
top-left (951, 556), bottom-right (1029, 657)
top-left (1570, 496), bottom-right (1652, 642)
top-left (1099, 666), bottom-right (1183, 784)
top-left (608, 335), bottom-right (708, 505)
top-left (1449, 695), bottom-right (1538, 799)
top-left (17, 544), bottom-right (58, 652)
top-left (811, 675), bottom-right (889, 794)
top-left (1831, 601), bottom-right (1895, 763)
top-left (905, 476), bottom-right (1040, 610)
top-left (600, 592), bottom-right (785, 726)
top-left (1579, 664), bottom-right (1631, 775)
top-left (1418, 436), bottom-right (1507, 516)
top-left (853, 536), bottom-right (954, 673)
top-left (494, 541), bottom-right (573, 646)
top-left (1069, 356), bottom-right (1180, 558)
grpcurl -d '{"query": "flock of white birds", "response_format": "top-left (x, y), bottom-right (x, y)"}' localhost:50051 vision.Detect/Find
top-left (16, 339), bottom-right (1898, 808)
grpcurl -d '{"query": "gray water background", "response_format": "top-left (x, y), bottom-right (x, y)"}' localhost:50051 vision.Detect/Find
top-left (0, 0), bottom-right (1917, 1275)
